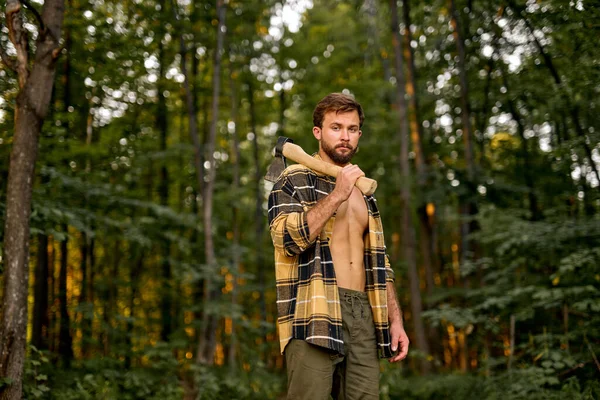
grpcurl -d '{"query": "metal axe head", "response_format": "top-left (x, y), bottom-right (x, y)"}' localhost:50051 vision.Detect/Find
top-left (265, 136), bottom-right (294, 183)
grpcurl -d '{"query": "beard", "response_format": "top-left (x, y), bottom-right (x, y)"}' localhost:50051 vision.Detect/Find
top-left (321, 140), bottom-right (358, 165)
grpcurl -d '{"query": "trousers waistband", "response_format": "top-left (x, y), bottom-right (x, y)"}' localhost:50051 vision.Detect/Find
top-left (338, 287), bottom-right (368, 300)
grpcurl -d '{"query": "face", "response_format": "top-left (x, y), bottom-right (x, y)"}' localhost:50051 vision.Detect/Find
top-left (313, 110), bottom-right (362, 166)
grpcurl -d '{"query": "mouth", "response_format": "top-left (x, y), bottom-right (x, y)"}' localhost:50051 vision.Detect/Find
top-left (336, 144), bottom-right (353, 150)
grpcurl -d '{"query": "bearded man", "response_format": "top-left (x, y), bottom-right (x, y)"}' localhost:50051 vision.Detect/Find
top-left (268, 93), bottom-right (409, 400)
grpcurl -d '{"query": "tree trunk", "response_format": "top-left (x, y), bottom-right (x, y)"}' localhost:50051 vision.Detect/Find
top-left (228, 71), bottom-right (241, 371)
top-left (390, 0), bottom-right (431, 374)
top-left (31, 234), bottom-right (50, 351)
top-left (401, 0), bottom-right (436, 295)
top-left (0, 1), bottom-right (65, 398)
top-left (48, 237), bottom-right (57, 353)
top-left (87, 235), bottom-right (95, 354)
top-left (197, 0), bottom-right (226, 365)
top-left (449, 3), bottom-right (480, 320)
top-left (157, 0), bottom-right (173, 341)
top-left (500, 72), bottom-right (542, 221)
top-left (449, 0), bottom-right (475, 181)
top-left (508, 314), bottom-right (515, 370)
top-left (401, 0), bottom-right (425, 180)
top-left (248, 78), bottom-right (268, 342)
top-left (103, 240), bottom-right (120, 357)
top-left (476, 53), bottom-right (496, 168)
top-left (174, 0), bottom-right (203, 195)
top-left (78, 232), bottom-right (92, 358)
top-left (172, 0), bottom-right (205, 351)
top-left (125, 250), bottom-right (143, 368)
top-left (563, 304), bottom-right (569, 352)
top-left (58, 225), bottom-right (73, 367)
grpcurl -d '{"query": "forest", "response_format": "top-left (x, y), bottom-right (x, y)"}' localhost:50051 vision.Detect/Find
top-left (1, 0), bottom-right (599, 399)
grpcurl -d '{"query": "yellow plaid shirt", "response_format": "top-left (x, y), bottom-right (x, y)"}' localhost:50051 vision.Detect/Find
top-left (268, 157), bottom-right (395, 358)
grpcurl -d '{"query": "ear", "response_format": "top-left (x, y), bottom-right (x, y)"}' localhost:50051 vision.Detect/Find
top-left (312, 126), bottom-right (322, 140)
top-left (358, 129), bottom-right (363, 138)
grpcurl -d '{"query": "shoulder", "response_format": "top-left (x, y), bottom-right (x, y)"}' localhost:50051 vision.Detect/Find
top-left (277, 164), bottom-right (317, 185)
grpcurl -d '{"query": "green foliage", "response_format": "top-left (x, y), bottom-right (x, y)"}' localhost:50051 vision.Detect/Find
top-left (22, 346), bottom-right (51, 399)
top-left (37, 347), bottom-right (184, 400)
top-left (382, 371), bottom-right (600, 400)
top-left (192, 364), bottom-right (285, 400)
top-left (2, 0), bottom-right (600, 398)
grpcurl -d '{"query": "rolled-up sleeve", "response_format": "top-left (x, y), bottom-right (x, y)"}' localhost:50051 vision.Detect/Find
top-left (268, 175), bottom-right (313, 257)
top-left (385, 254), bottom-right (395, 283)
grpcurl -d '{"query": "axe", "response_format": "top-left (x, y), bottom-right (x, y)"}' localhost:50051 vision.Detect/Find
top-left (265, 136), bottom-right (378, 196)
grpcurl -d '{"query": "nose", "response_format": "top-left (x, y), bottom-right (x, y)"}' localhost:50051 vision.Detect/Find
top-left (340, 129), bottom-right (350, 140)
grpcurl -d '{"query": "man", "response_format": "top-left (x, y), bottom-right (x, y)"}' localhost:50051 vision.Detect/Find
top-left (268, 93), bottom-right (409, 399)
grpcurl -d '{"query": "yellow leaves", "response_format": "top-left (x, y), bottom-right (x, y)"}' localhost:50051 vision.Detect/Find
top-left (222, 271), bottom-right (234, 294)
top-left (490, 132), bottom-right (519, 150)
top-left (426, 203), bottom-right (436, 217)
top-left (215, 342), bottom-right (224, 365)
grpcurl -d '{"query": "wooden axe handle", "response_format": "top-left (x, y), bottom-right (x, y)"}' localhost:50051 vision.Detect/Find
top-left (282, 142), bottom-right (378, 196)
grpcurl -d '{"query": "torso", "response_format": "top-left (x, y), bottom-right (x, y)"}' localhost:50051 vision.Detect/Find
top-left (330, 186), bottom-right (368, 291)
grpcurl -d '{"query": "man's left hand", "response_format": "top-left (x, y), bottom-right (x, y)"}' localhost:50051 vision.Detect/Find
top-left (388, 322), bottom-right (409, 362)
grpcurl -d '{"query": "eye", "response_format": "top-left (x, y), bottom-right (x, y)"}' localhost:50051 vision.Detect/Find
top-left (332, 125), bottom-right (340, 131)
top-left (349, 127), bottom-right (358, 133)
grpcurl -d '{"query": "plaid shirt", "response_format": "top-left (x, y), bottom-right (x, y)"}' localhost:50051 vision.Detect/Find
top-left (268, 156), bottom-right (395, 358)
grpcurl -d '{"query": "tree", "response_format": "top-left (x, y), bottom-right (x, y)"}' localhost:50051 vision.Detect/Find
top-left (390, 0), bottom-right (431, 374)
top-left (0, 0), bottom-right (65, 398)
top-left (197, 0), bottom-right (227, 365)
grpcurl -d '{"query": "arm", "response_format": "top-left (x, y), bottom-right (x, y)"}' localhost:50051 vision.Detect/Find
top-left (305, 190), bottom-right (343, 241)
top-left (269, 165), bottom-right (364, 255)
top-left (306, 164), bottom-right (365, 241)
top-left (388, 281), bottom-right (409, 362)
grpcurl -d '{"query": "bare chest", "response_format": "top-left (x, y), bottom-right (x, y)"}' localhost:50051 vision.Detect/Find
top-left (334, 188), bottom-right (368, 231)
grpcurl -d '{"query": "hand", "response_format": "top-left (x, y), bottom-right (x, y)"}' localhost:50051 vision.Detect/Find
top-left (332, 165), bottom-right (365, 202)
top-left (389, 322), bottom-right (409, 362)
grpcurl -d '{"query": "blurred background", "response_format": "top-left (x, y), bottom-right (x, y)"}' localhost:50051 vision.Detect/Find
top-left (1, 0), bottom-right (599, 399)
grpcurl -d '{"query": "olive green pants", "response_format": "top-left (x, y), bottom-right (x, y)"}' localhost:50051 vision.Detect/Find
top-left (285, 288), bottom-right (380, 400)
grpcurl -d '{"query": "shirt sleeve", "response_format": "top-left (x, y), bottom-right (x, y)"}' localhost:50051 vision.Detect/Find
top-left (268, 173), bottom-right (314, 257)
top-left (384, 253), bottom-right (395, 283)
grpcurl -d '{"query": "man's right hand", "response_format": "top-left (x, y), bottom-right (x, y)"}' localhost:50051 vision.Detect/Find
top-left (332, 164), bottom-right (365, 202)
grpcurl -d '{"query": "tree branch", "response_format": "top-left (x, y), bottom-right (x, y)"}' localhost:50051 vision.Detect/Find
top-left (0, 33), bottom-right (17, 71)
top-left (21, 0), bottom-right (46, 34)
top-left (585, 334), bottom-right (600, 373)
top-left (6, 0), bottom-right (30, 88)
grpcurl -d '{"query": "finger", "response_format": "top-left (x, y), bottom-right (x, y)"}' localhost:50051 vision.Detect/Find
top-left (349, 169), bottom-right (365, 181)
top-left (391, 333), bottom-right (400, 353)
top-left (389, 351), bottom-right (403, 363)
top-left (397, 341), bottom-right (409, 360)
top-left (389, 348), bottom-right (407, 363)
top-left (389, 339), bottom-right (409, 363)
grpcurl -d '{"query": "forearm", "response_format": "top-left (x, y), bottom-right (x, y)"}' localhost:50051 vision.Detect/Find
top-left (387, 281), bottom-right (403, 327)
top-left (306, 191), bottom-right (343, 241)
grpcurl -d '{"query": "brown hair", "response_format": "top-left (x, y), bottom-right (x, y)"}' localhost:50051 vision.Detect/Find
top-left (312, 93), bottom-right (365, 128)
